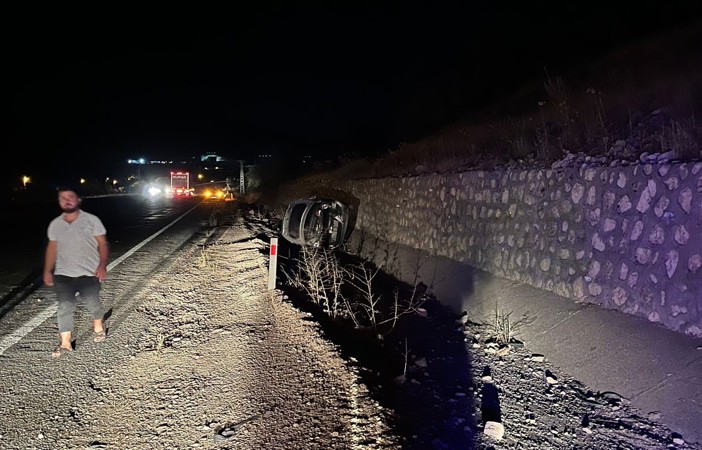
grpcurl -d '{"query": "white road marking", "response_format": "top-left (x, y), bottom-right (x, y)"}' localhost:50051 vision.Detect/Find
top-left (0, 203), bottom-right (200, 355)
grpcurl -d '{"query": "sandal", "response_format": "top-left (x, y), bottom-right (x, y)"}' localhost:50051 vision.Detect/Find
top-left (93, 329), bottom-right (107, 343)
top-left (51, 346), bottom-right (73, 358)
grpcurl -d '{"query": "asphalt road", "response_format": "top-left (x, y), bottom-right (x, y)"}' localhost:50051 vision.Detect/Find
top-left (0, 195), bottom-right (224, 354)
top-left (0, 194), bottom-right (211, 316)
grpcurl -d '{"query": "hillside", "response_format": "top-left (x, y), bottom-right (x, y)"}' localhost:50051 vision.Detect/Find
top-left (295, 19), bottom-right (701, 183)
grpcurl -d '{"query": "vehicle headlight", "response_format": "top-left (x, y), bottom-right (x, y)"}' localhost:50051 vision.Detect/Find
top-left (147, 186), bottom-right (162, 197)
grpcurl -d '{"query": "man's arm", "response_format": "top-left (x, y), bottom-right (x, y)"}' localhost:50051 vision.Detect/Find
top-left (95, 235), bottom-right (109, 282)
top-left (43, 241), bottom-right (57, 287)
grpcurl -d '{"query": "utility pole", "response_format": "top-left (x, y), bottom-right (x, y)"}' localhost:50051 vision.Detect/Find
top-left (239, 160), bottom-right (245, 195)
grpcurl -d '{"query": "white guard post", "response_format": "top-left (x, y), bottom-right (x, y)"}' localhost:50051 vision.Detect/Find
top-left (268, 237), bottom-right (278, 290)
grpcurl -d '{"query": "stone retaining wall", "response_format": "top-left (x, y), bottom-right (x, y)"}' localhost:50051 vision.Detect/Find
top-left (279, 161), bottom-right (702, 336)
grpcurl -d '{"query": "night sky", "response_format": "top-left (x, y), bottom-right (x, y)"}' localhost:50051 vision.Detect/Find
top-left (5, 1), bottom-right (702, 183)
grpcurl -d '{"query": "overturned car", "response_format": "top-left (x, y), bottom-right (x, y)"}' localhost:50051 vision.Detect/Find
top-left (281, 198), bottom-right (350, 249)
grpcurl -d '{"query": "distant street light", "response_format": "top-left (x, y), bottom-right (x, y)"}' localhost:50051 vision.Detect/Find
top-left (21, 176), bottom-right (30, 188)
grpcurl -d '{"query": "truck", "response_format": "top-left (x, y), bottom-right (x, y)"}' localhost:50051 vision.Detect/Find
top-left (168, 171), bottom-right (194, 198)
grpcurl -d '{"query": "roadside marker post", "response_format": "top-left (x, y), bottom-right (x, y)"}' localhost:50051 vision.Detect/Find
top-left (268, 237), bottom-right (278, 290)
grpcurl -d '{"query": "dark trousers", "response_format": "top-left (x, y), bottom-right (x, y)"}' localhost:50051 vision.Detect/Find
top-left (54, 275), bottom-right (103, 333)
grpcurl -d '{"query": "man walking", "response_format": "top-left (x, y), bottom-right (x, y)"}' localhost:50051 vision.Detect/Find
top-left (43, 187), bottom-right (109, 357)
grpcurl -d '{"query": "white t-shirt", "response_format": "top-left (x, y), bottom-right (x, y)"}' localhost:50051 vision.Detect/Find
top-left (47, 210), bottom-right (107, 277)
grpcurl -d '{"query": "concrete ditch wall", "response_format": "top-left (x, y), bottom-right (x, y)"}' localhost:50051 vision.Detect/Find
top-left (278, 161), bottom-right (702, 337)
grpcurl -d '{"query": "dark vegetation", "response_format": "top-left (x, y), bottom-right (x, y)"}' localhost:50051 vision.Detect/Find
top-left (273, 235), bottom-right (479, 449)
